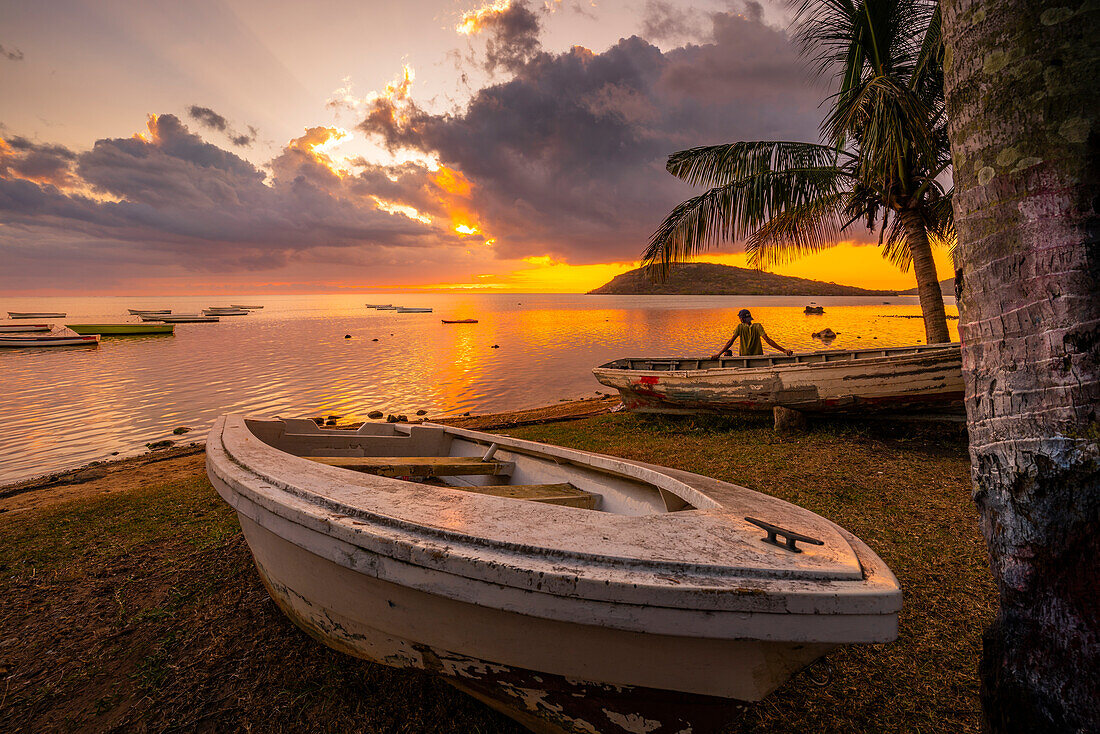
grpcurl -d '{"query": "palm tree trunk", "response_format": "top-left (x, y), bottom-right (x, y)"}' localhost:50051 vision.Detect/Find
top-left (897, 208), bottom-right (951, 344)
top-left (940, 0), bottom-right (1100, 731)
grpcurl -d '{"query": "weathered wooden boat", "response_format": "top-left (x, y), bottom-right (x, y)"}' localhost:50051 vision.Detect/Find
top-left (67, 323), bottom-right (175, 335)
top-left (441, 319), bottom-right (478, 324)
top-left (204, 308), bottom-right (249, 316)
top-left (207, 415), bottom-right (901, 733)
top-left (397, 307), bottom-right (433, 313)
top-left (230, 304), bottom-right (263, 309)
top-left (375, 305), bottom-right (398, 310)
top-left (145, 314), bottom-right (220, 323)
top-left (0, 324), bottom-right (51, 333)
top-left (7, 312), bottom-right (66, 319)
top-left (0, 334), bottom-right (99, 347)
top-left (365, 303), bottom-right (392, 308)
top-left (593, 343), bottom-right (963, 416)
top-left (127, 309), bottom-right (171, 315)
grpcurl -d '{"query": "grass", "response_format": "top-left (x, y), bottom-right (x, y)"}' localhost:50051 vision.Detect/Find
top-left (0, 413), bottom-right (993, 733)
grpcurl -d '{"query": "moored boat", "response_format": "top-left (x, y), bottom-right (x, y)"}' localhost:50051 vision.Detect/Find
top-left (147, 314), bottom-right (220, 323)
top-left (0, 324), bottom-right (51, 333)
top-left (127, 309), bottom-right (171, 315)
top-left (365, 304), bottom-right (391, 308)
top-left (67, 323), bottom-right (175, 335)
top-left (7, 312), bottom-right (66, 319)
top-left (396, 307), bottom-right (433, 313)
top-left (203, 308), bottom-right (248, 316)
top-left (374, 305), bottom-right (398, 310)
top-left (230, 304), bottom-right (263, 309)
top-left (207, 415), bottom-right (901, 733)
top-left (441, 319), bottom-right (478, 324)
top-left (0, 334), bottom-right (99, 347)
top-left (593, 343), bottom-right (963, 417)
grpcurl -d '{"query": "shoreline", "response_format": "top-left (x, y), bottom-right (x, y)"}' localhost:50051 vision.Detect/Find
top-left (0, 396), bottom-right (621, 515)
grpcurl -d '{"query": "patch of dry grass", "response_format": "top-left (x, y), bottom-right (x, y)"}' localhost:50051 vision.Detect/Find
top-left (0, 412), bottom-right (993, 733)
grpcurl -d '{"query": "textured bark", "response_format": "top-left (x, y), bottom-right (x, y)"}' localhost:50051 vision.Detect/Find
top-left (940, 0), bottom-right (1100, 731)
top-left (899, 208), bottom-right (952, 343)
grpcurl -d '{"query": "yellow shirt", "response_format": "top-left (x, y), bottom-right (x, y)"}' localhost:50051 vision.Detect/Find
top-left (733, 322), bottom-right (766, 355)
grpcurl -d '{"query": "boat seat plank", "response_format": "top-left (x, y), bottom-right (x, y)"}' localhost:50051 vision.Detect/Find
top-left (451, 482), bottom-right (597, 509)
top-left (306, 456), bottom-right (515, 477)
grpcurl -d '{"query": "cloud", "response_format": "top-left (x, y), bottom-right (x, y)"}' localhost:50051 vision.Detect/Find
top-left (187, 104), bottom-right (258, 147)
top-left (0, 44), bottom-right (23, 61)
top-left (0, 114), bottom-right (463, 287)
top-left (0, 2), bottom-right (828, 291)
top-left (358, 1), bottom-right (823, 264)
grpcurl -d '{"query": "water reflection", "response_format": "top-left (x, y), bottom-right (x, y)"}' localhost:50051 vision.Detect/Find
top-left (0, 294), bottom-right (957, 483)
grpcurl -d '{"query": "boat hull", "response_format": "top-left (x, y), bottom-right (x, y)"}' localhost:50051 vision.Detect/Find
top-left (7, 312), bottom-right (65, 318)
top-left (232, 508), bottom-right (829, 733)
top-left (0, 324), bottom-right (50, 333)
top-left (594, 344), bottom-right (964, 417)
top-left (0, 335), bottom-right (99, 347)
top-left (67, 324), bottom-right (174, 335)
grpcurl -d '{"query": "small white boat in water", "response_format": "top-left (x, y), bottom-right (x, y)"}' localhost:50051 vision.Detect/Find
top-left (396, 307), bottom-right (433, 313)
top-left (0, 334), bottom-right (99, 347)
top-left (594, 343), bottom-right (964, 417)
top-left (208, 415), bottom-right (900, 733)
top-left (7, 312), bottom-right (66, 319)
top-left (230, 304), bottom-right (263, 309)
top-left (128, 309), bottom-right (171, 315)
top-left (203, 308), bottom-right (248, 316)
top-left (146, 314), bottom-right (220, 323)
top-left (374, 305), bottom-right (398, 310)
top-left (0, 324), bottom-right (51, 333)
top-left (365, 304), bottom-right (391, 309)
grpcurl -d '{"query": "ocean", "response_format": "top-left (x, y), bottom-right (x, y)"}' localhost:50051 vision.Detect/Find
top-left (0, 293), bottom-right (958, 484)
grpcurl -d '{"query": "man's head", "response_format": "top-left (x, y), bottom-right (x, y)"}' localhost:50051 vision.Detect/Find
top-left (738, 309), bottom-right (753, 323)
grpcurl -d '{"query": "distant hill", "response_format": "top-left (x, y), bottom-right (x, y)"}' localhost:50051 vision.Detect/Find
top-left (587, 263), bottom-right (897, 296)
top-left (900, 277), bottom-right (955, 295)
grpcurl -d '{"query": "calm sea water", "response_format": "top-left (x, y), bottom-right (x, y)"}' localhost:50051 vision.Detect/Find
top-left (0, 293), bottom-right (957, 484)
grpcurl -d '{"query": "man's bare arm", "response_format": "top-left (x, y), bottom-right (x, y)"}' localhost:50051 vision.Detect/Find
top-left (763, 334), bottom-right (794, 356)
top-left (711, 335), bottom-right (736, 360)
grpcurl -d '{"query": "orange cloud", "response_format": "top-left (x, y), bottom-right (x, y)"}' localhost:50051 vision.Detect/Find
top-left (456, 0), bottom-right (513, 35)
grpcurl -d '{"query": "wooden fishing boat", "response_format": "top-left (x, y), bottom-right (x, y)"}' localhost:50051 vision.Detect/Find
top-left (67, 323), bottom-right (175, 335)
top-left (127, 309), bottom-right (171, 315)
top-left (396, 307), bottom-right (433, 313)
top-left (375, 305), bottom-right (398, 310)
top-left (7, 312), bottom-right (66, 319)
top-left (593, 343), bottom-right (963, 417)
top-left (441, 319), bottom-right (478, 324)
top-left (146, 314), bottom-right (220, 323)
top-left (365, 304), bottom-right (391, 308)
top-left (0, 324), bottom-right (51, 333)
top-left (230, 304), bottom-right (263, 309)
top-left (0, 334), bottom-right (99, 347)
top-left (207, 415), bottom-right (901, 733)
top-left (203, 308), bottom-right (248, 316)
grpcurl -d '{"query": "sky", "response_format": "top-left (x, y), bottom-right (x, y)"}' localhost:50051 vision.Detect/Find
top-left (0, 0), bottom-right (953, 295)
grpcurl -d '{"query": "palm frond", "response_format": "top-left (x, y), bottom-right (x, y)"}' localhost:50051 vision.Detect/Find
top-left (880, 212), bottom-right (912, 271)
top-left (745, 192), bottom-right (847, 268)
top-left (665, 141), bottom-right (847, 189)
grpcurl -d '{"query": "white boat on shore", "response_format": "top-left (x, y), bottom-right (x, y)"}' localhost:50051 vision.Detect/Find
top-left (127, 309), bottom-right (171, 315)
top-left (207, 415), bottom-right (901, 733)
top-left (396, 307), bottom-right (433, 313)
top-left (0, 324), bottom-right (52, 333)
top-left (593, 343), bottom-right (964, 417)
top-left (0, 334), bottom-right (99, 347)
top-left (7, 312), bottom-right (66, 319)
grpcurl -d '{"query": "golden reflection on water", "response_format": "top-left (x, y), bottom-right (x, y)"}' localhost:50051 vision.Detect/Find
top-left (0, 294), bottom-right (956, 483)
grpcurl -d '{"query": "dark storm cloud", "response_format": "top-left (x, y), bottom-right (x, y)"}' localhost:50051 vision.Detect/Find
top-left (0, 44), bottom-right (24, 61)
top-left (0, 135), bottom-right (78, 187)
top-left (359, 1), bottom-right (822, 263)
top-left (0, 114), bottom-right (460, 277)
top-left (479, 1), bottom-right (542, 72)
top-left (187, 105), bottom-right (258, 147)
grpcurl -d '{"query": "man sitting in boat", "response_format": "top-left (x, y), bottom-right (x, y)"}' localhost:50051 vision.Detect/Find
top-left (711, 309), bottom-right (794, 358)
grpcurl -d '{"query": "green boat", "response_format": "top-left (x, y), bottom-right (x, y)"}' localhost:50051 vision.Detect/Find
top-left (66, 324), bottom-right (175, 335)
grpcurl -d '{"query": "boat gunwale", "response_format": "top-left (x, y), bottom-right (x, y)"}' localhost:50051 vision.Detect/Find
top-left (596, 343), bottom-right (961, 377)
top-left (208, 414), bottom-right (901, 623)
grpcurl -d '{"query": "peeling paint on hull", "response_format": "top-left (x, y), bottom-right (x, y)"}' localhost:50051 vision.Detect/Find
top-left (594, 344), bottom-right (964, 416)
